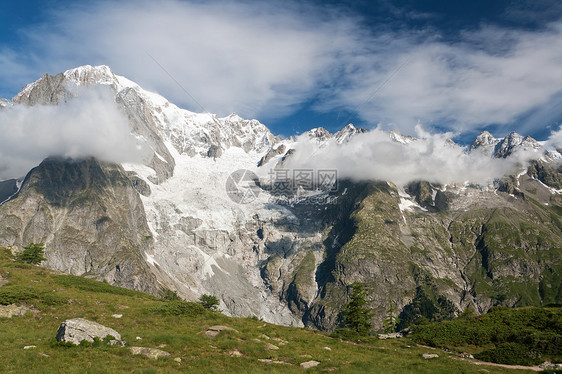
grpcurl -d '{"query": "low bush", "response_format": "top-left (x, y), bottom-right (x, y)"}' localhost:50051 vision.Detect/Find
top-left (475, 342), bottom-right (542, 366)
top-left (148, 300), bottom-right (208, 316)
top-left (410, 306), bottom-right (562, 366)
top-left (0, 285), bottom-right (38, 305)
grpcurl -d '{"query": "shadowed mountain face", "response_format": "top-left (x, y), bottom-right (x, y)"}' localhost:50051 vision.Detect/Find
top-left (0, 157), bottom-right (161, 295)
top-left (1, 65), bottom-right (561, 330)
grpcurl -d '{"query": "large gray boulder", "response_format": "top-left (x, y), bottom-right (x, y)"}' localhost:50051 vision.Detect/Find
top-left (56, 318), bottom-right (121, 345)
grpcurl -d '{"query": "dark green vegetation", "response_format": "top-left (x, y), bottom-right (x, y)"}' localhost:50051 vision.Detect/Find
top-left (341, 283), bottom-right (374, 335)
top-left (199, 294), bottom-right (220, 311)
top-left (16, 243), bottom-right (46, 264)
top-left (411, 306), bottom-right (562, 366)
top-left (0, 248), bottom-right (536, 373)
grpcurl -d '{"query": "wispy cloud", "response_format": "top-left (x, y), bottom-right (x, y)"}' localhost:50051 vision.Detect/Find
top-left (0, 86), bottom-right (142, 179)
top-left (1, 0), bottom-right (562, 137)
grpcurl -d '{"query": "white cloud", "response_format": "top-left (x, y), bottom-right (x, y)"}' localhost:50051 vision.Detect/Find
top-left (545, 125), bottom-right (562, 150)
top-left (282, 126), bottom-right (523, 186)
top-left (0, 86), bottom-right (142, 179)
top-left (7, 0), bottom-right (361, 121)
top-left (0, 0), bottom-right (561, 138)
top-left (318, 23), bottom-right (562, 135)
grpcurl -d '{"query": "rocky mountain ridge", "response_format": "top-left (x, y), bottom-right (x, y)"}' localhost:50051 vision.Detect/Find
top-left (0, 65), bottom-right (561, 330)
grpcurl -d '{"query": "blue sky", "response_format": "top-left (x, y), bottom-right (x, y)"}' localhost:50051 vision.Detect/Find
top-left (1, 0), bottom-right (562, 143)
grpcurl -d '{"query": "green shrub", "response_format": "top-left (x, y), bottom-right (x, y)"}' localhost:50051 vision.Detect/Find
top-left (17, 243), bottom-right (47, 264)
top-left (103, 335), bottom-right (117, 343)
top-left (50, 339), bottom-right (75, 348)
top-left (410, 306), bottom-right (562, 365)
top-left (39, 292), bottom-right (69, 306)
top-left (475, 342), bottom-right (542, 366)
top-left (161, 288), bottom-right (181, 301)
top-left (198, 294), bottom-right (219, 311)
top-left (0, 285), bottom-right (38, 305)
top-left (148, 300), bottom-right (207, 316)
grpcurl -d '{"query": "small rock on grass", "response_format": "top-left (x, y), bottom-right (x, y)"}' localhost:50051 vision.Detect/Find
top-left (258, 359), bottom-right (291, 365)
top-left (23, 345), bottom-right (36, 349)
top-left (300, 361), bottom-right (320, 369)
top-left (201, 325), bottom-right (239, 338)
top-left (130, 346), bottom-right (171, 360)
top-left (422, 353), bottom-right (439, 359)
top-left (229, 350), bottom-right (243, 357)
top-left (264, 343), bottom-right (279, 350)
top-left (271, 337), bottom-right (288, 345)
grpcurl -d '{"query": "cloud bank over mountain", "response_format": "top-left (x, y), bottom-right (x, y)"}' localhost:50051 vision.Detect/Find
top-left (1, 0), bottom-right (562, 136)
top-left (283, 125), bottom-right (545, 186)
top-left (0, 86), bottom-right (142, 179)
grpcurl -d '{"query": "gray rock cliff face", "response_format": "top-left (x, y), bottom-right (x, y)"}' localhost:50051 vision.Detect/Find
top-left (0, 157), bottom-right (160, 294)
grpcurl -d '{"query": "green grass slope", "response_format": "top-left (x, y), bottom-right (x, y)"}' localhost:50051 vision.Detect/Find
top-left (0, 248), bottom-right (542, 373)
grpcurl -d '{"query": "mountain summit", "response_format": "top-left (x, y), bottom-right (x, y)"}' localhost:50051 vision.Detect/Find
top-left (0, 65), bottom-right (561, 330)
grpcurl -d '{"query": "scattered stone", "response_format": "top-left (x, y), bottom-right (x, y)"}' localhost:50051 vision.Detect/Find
top-left (300, 360), bottom-right (320, 369)
top-left (300, 354), bottom-right (312, 358)
top-left (136, 336), bottom-right (142, 340)
top-left (39, 353), bottom-right (50, 358)
top-left (271, 337), bottom-right (288, 345)
top-left (377, 332), bottom-right (403, 339)
top-left (540, 361), bottom-right (562, 370)
top-left (174, 357), bottom-right (182, 363)
top-left (323, 346), bottom-right (332, 351)
top-left (158, 344), bottom-right (167, 348)
top-left (252, 338), bottom-right (262, 343)
top-left (111, 314), bottom-right (123, 319)
top-left (109, 340), bottom-right (127, 347)
top-left (460, 352), bottom-right (474, 359)
top-left (130, 346), bottom-right (171, 360)
top-left (259, 334), bottom-right (271, 340)
top-left (422, 353), bottom-right (439, 359)
top-left (56, 318), bottom-right (121, 345)
top-left (229, 350), bottom-right (243, 357)
top-left (23, 345), bottom-right (36, 349)
top-left (202, 325), bottom-right (239, 338)
top-left (258, 359), bottom-right (291, 365)
top-left (0, 304), bottom-right (39, 318)
top-left (264, 343), bottom-right (279, 350)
